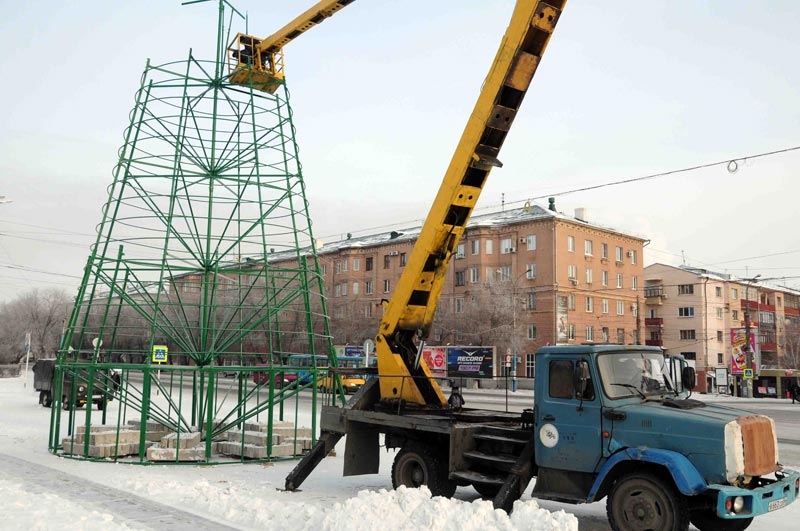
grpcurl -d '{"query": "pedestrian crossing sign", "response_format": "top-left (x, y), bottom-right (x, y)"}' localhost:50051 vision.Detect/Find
top-left (744, 368), bottom-right (754, 379)
top-left (152, 345), bottom-right (168, 363)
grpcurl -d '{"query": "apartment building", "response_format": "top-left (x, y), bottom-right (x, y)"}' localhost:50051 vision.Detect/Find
top-left (644, 263), bottom-right (800, 394)
top-left (282, 203), bottom-right (646, 385)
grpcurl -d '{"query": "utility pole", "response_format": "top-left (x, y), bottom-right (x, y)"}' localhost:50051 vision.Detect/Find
top-left (743, 275), bottom-right (761, 398)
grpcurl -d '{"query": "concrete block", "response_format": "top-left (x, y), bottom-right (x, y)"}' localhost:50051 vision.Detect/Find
top-left (226, 429), bottom-right (281, 446)
top-left (147, 446), bottom-right (206, 462)
top-left (216, 441), bottom-right (268, 459)
top-left (270, 443), bottom-right (300, 457)
top-left (272, 426), bottom-right (312, 439)
top-left (289, 437), bottom-right (314, 451)
top-left (160, 431), bottom-right (202, 449)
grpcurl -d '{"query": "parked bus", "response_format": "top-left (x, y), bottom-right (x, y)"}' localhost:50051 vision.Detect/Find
top-left (287, 354), bottom-right (366, 394)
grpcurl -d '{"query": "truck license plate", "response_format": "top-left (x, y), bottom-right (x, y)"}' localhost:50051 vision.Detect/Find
top-left (768, 498), bottom-right (787, 512)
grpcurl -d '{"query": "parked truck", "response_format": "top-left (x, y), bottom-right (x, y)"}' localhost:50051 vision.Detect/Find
top-left (261, 1), bottom-right (800, 529)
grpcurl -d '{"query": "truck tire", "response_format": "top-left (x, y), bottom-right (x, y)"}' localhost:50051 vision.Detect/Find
top-left (607, 472), bottom-right (689, 531)
top-left (473, 483), bottom-right (501, 499)
top-left (392, 444), bottom-right (456, 498)
top-left (690, 510), bottom-right (752, 531)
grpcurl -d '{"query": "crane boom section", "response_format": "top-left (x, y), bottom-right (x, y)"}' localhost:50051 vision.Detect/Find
top-left (257, 0), bottom-right (356, 53)
top-left (375, 0), bottom-right (566, 407)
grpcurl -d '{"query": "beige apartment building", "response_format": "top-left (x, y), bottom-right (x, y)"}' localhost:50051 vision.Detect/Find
top-left (644, 263), bottom-right (800, 395)
top-left (285, 203), bottom-right (646, 385)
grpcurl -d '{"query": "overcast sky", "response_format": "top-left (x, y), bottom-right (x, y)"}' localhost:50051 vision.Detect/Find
top-left (1, 0), bottom-right (799, 303)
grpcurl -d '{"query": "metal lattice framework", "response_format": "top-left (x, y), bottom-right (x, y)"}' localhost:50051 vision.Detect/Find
top-left (48, 2), bottom-right (339, 463)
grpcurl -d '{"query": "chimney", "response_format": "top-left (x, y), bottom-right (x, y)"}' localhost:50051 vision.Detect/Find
top-left (548, 197), bottom-right (556, 212)
top-left (575, 207), bottom-right (588, 222)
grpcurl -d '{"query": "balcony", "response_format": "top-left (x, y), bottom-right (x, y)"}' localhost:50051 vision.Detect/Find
top-left (644, 287), bottom-right (667, 306)
top-left (644, 317), bottom-right (663, 327)
top-left (645, 339), bottom-right (663, 347)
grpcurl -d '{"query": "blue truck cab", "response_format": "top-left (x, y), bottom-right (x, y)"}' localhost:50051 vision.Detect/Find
top-left (533, 344), bottom-right (799, 530)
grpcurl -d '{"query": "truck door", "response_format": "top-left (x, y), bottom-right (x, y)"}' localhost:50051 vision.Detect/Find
top-left (535, 357), bottom-right (603, 473)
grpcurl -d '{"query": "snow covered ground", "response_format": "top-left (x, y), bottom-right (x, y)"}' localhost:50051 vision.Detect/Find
top-left (1, 375), bottom-right (798, 530)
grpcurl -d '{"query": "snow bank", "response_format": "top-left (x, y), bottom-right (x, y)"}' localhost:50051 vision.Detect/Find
top-left (123, 476), bottom-right (576, 531)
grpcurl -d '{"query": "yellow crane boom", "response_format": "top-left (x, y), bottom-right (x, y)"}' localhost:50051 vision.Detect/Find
top-left (375, 0), bottom-right (566, 407)
top-left (227, 0), bottom-right (356, 93)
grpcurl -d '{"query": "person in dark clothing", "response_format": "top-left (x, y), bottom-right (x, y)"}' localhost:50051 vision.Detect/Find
top-left (791, 382), bottom-right (799, 404)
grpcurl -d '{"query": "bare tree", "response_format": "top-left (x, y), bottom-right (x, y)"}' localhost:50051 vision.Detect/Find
top-left (780, 317), bottom-right (800, 369)
top-left (0, 288), bottom-right (71, 363)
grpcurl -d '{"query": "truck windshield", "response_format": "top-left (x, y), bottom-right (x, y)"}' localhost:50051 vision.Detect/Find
top-left (597, 351), bottom-right (670, 399)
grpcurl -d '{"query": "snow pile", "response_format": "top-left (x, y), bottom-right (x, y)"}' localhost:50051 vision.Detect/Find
top-left (123, 477), bottom-right (576, 531)
top-left (0, 479), bottom-right (134, 531)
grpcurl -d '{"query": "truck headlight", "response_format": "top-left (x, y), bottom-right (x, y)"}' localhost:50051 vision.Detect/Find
top-left (733, 496), bottom-right (745, 513)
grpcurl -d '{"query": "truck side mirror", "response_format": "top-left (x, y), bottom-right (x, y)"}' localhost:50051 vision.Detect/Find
top-left (682, 366), bottom-right (696, 391)
top-left (573, 360), bottom-right (589, 398)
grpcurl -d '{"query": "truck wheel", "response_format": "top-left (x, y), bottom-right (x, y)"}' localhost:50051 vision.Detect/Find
top-left (607, 473), bottom-right (689, 531)
top-left (690, 510), bottom-right (753, 531)
top-left (392, 444), bottom-right (456, 498)
top-left (473, 483), bottom-right (501, 499)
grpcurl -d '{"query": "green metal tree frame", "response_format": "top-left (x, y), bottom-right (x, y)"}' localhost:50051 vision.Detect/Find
top-left (48, 1), bottom-right (342, 463)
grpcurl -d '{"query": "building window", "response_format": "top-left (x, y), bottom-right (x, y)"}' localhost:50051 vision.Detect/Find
top-left (602, 270), bottom-right (608, 286)
top-left (469, 267), bottom-right (480, 283)
top-left (568, 324), bottom-right (576, 340)
top-left (352, 282), bottom-right (359, 295)
top-left (485, 240), bottom-right (493, 255)
top-left (568, 264), bottom-right (577, 280)
top-left (584, 239), bottom-right (593, 256)
top-left (365, 257), bottom-right (373, 271)
top-left (617, 328), bottom-right (625, 344)
top-left (681, 352), bottom-right (696, 361)
top-left (615, 246), bottom-right (623, 262)
top-left (586, 268), bottom-right (593, 284)
top-left (471, 239), bottom-right (480, 255)
top-left (602, 327), bottom-right (610, 342)
top-left (678, 307), bottom-right (695, 317)
top-left (717, 330), bottom-right (723, 341)
top-left (455, 298), bottom-right (465, 313)
top-left (527, 324), bottom-right (537, 340)
top-left (527, 292), bottom-right (537, 310)
top-left (455, 270), bottom-right (466, 286)
top-left (342, 259), bottom-right (349, 272)
top-left (365, 281), bottom-right (374, 295)
top-left (365, 304), bottom-right (373, 318)
top-left (456, 243), bottom-right (465, 259)
top-left (499, 266), bottom-right (512, 281)
top-left (321, 264), bottom-right (327, 276)
top-left (485, 267), bottom-right (494, 282)
top-left (616, 273), bottom-right (623, 288)
top-left (602, 298), bottom-right (609, 314)
top-left (678, 284), bottom-right (694, 295)
top-left (680, 330), bottom-right (696, 340)
top-left (568, 294), bottom-right (575, 310)
top-left (400, 253), bottom-right (407, 267)
top-left (715, 286), bottom-right (722, 297)
top-left (353, 258), bottom-right (360, 271)
top-left (567, 235), bottom-right (575, 252)
top-left (778, 296), bottom-right (783, 306)
top-left (631, 276), bottom-right (638, 290)
top-left (602, 243), bottom-right (608, 259)
top-left (501, 238), bottom-right (514, 254)
top-left (335, 284), bottom-right (342, 297)
top-left (616, 300), bottom-right (624, 315)
top-left (586, 296), bottom-right (594, 313)
top-left (586, 326), bottom-right (594, 341)
top-left (384, 255), bottom-right (391, 269)
top-left (716, 307), bottom-right (723, 319)
top-left (335, 260), bottom-right (342, 274)
top-left (526, 264), bottom-right (537, 279)
top-left (527, 234), bottom-right (537, 251)
top-left (717, 353), bottom-right (724, 364)
top-left (732, 309), bottom-right (739, 320)
top-left (526, 354), bottom-right (535, 378)
top-left (630, 250), bottom-right (637, 264)
top-left (383, 279), bottom-right (390, 293)
top-left (341, 282), bottom-right (348, 296)
top-left (731, 288), bottom-right (738, 299)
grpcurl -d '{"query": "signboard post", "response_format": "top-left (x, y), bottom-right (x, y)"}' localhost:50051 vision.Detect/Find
top-left (731, 327), bottom-right (758, 397)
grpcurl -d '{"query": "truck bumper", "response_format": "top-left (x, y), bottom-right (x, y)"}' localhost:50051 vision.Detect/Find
top-left (712, 468), bottom-right (800, 518)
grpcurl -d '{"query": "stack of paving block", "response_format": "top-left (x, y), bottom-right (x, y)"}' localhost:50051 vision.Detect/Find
top-left (146, 430), bottom-right (205, 462)
top-left (217, 420), bottom-right (314, 459)
top-left (127, 419), bottom-right (174, 443)
top-left (61, 425), bottom-right (141, 458)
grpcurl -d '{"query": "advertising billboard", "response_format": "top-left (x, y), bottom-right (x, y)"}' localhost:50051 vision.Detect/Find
top-left (447, 346), bottom-right (494, 378)
top-left (556, 296), bottom-right (569, 343)
top-left (730, 327), bottom-right (759, 375)
top-left (421, 346), bottom-right (447, 379)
